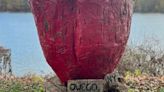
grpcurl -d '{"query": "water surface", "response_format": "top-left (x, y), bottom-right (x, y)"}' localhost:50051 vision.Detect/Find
top-left (0, 13), bottom-right (164, 76)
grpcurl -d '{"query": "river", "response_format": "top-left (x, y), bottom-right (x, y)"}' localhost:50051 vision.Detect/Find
top-left (0, 13), bottom-right (164, 76)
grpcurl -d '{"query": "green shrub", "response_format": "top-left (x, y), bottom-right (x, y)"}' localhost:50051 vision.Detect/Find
top-left (159, 87), bottom-right (164, 92)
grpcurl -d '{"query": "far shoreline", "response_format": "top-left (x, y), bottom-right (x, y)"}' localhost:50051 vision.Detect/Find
top-left (1, 11), bottom-right (164, 14)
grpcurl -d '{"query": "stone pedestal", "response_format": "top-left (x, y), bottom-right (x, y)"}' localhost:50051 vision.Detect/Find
top-left (67, 79), bottom-right (105, 92)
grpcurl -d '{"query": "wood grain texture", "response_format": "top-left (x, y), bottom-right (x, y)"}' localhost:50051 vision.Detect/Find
top-left (29, 0), bottom-right (133, 84)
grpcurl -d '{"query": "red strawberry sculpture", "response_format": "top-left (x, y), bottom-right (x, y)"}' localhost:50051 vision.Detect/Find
top-left (29, 0), bottom-right (133, 84)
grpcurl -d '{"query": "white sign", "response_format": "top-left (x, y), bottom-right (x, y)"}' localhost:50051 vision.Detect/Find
top-left (67, 79), bottom-right (105, 92)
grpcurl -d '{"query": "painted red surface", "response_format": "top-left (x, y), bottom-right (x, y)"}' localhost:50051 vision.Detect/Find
top-left (29, 0), bottom-right (133, 84)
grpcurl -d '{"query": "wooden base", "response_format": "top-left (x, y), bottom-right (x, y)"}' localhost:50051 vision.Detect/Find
top-left (45, 72), bottom-right (128, 92)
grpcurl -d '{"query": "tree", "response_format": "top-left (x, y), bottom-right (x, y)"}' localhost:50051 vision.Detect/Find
top-left (159, 0), bottom-right (164, 12)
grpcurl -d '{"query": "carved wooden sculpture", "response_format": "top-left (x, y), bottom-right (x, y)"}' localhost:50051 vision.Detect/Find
top-left (29, 0), bottom-right (133, 84)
